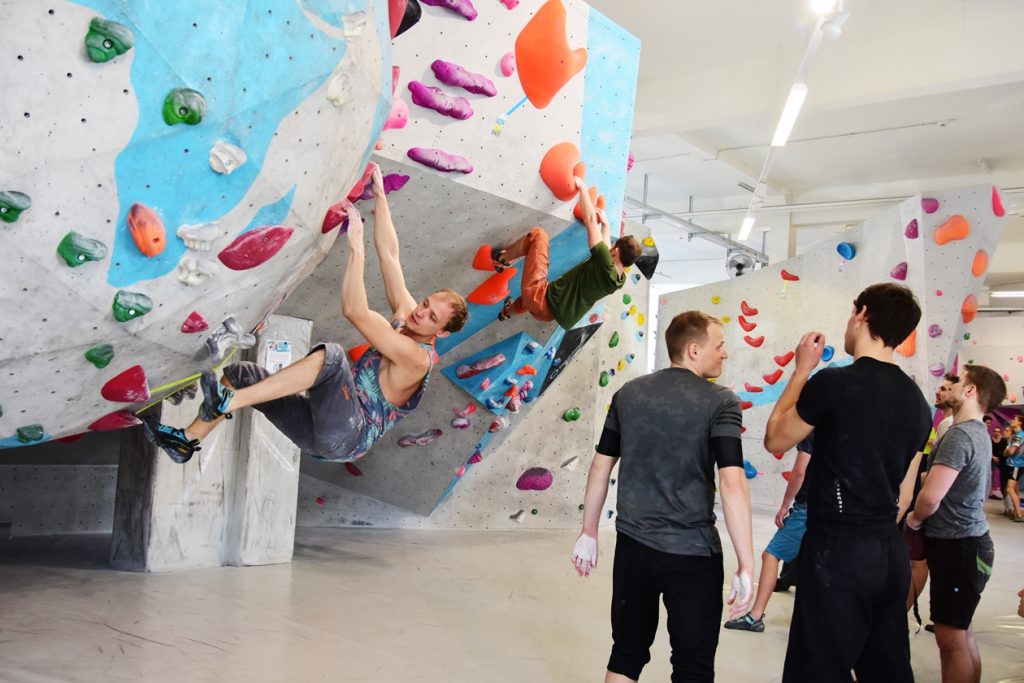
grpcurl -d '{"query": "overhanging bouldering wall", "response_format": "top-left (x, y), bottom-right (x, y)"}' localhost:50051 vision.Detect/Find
top-left (0, 1), bottom-right (391, 446)
top-left (656, 186), bottom-right (1007, 507)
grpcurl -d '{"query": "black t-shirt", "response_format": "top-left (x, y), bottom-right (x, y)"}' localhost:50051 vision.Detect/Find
top-left (794, 433), bottom-right (814, 504)
top-left (598, 368), bottom-right (743, 556)
top-left (796, 357), bottom-right (931, 535)
top-left (993, 437), bottom-right (1008, 465)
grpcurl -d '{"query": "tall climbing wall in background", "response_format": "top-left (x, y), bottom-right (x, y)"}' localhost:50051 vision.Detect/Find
top-left (956, 316), bottom-right (1024, 406)
top-left (657, 185), bottom-right (1007, 506)
top-left (0, 1), bottom-right (392, 446)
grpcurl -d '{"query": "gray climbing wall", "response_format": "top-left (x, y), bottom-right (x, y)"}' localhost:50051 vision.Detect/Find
top-left (656, 185), bottom-right (1007, 507)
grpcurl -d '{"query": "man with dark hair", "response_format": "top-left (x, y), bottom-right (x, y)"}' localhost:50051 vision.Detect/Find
top-left (571, 310), bottom-right (754, 683)
top-left (1004, 416), bottom-right (1024, 522)
top-left (906, 364), bottom-right (1005, 683)
top-left (764, 283), bottom-right (932, 682)
top-left (496, 177), bottom-right (641, 329)
top-left (142, 165), bottom-right (468, 464)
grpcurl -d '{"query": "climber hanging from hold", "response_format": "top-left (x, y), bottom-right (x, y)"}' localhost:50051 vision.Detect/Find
top-left (493, 177), bottom-right (642, 330)
top-left (141, 164), bottom-right (469, 464)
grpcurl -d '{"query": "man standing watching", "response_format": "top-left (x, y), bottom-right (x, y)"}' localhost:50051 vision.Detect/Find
top-left (764, 283), bottom-right (932, 683)
top-left (571, 311), bottom-right (754, 683)
top-left (906, 365), bottom-right (1005, 683)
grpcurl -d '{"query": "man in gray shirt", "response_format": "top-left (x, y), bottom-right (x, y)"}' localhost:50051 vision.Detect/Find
top-left (571, 310), bottom-right (754, 683)
top-left (906, 364), bottom-right (1006, 683)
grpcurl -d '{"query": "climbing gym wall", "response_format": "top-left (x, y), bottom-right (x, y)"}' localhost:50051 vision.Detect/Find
top-left (0, 2), bottom-right (391, 446)
top-left (957, 316), bottom-right (1024, 405)
top-left (656, 185), bottom-right (1007, 507)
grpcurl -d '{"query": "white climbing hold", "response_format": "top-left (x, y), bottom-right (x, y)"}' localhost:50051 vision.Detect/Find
top-left (177, 255), bottom-right (219, 286)
top-left (177, 222), bottom-right (222, 251)
top-left (342, 11), bottom-right (368, 39)
top-left (510, 509), bottom-right (526, 523)
top-left (560, 456), bottom-right (579, 471)
top-left (209, 140), bottom-right (247, 175)
top-left (327, 70), bottom-right (352, 107)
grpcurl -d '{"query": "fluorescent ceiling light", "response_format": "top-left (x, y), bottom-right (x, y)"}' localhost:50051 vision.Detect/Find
top-left (739, 215), bottom-right (756, 241)
top-left (822, 10), bottom-right (850, 39)
top-left (811, 0), bottom-right (838, 14)
top-left (771, 83), bottom-right (809, 147)
top-left (990, 290), bottom-right (1024, 298)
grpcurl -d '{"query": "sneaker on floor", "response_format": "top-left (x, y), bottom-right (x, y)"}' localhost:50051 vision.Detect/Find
top-left (139, 412), bottom-right (200, 464)
top-left (724, 613), bottom-right (765, 633)
top-left (198, 370), bottom-right (234, 422)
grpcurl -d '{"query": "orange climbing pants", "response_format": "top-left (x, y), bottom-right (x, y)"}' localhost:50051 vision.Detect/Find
top-left (508, 227), bottom-right (554, 321)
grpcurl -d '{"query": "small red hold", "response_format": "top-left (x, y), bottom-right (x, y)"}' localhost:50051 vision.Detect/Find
top-left (741, 426), bottom-right (747, 434)
top-left (738, 316), bottom-right (756, 332)
top-left (345, 462), bottom-right (363, 477)
top-left (589, 313), bottom-right (599, 324)
top-left (321, 201), bottom-right (347, 233)
top-left (468, 451), bottom-right (483, 464)
top-left (101, 365), bottom-right (150, 402)
top-left (88, 410), bottom-right (141, 431)
top-left (744, 382), bottom-right (763, 393)
top-left (504, 385), bottom-right (519, 397)
top-left (181, 311), bottom-right (208, 333)
top-left (993, 186), bottom-right (1006, 217)
top-left (781, 471), bottom-right (792, 481)
top-left (347, 343), bottom-right (371, 363)
top-left (218, 225), bottom-right (294, 271)
top-left (780, 270), bottom-right (800, 282)
top-left (741, 301), bottom-right (758, 316)
top-left (743, 335), bottom-right (765, 348)
top-left (763, 368), bottom-right (784, 385)
top-left (316, 496), bottom-right (325, 505)
top-left (454, 403), bottom-right (477, 417)
top-left (774, 351), bottom-right (795, 367)
top-left (346, 164), bottom-right (375, 203)
top-left (773, 452), bottom-right (785, 460)
top-left (740, 400), bottom-right (753, 410)
top-left (480, 378), bottom-right (491, 390)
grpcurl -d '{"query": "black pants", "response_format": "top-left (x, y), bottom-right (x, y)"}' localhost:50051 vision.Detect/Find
top-left (608, 532), bottom-right (724, 682)
top-left (783, 526), bottom-right (913, 683)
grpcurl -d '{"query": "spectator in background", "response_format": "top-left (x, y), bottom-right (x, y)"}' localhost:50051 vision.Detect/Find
top-left (1004, 417), bottom-right (1024, 522)
top-left (998, 425), bottom-right (1016, 516)
top-left (988, 417), bottom-right (1007, 500)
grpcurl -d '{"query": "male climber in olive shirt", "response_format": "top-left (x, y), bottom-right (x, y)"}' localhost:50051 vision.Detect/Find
top-left (496, 177), bottom-right (642, 330)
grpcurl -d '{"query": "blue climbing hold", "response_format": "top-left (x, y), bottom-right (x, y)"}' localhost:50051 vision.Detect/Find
top-left (822, 345), bottom-right (835, 362)
top-left (743, 460), bottom-right (758, 479)
top-left (836, 242), bottom-right (856, 260)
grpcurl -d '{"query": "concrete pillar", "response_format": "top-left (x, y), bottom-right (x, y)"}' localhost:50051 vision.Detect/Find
top-left (764, 211), bottom-right (796, 263)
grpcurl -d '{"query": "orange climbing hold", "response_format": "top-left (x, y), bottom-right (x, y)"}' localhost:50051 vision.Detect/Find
top-left (473, 244), bottom-right (500, 272)
top-left (517, 365), bottom-right (537, 375)
top-left (971, 250), bottom-right (988, 277)
top-left (127, 203), bottom-right (166, 257)
top-left (572, 188), bottom-right (604, 222)
top-left (934, 215), bottom-right (970, 246)
top-left (347, 343), bottom-right (371, 363)
top-left (895, 329), bottom-right (916, 357)
top-left (961, 294), bottom-right (978, 324)
top-left (993, 186), bottom-right (1006, 217)
top-left (467, 268), bottom-right (518, 305)
top-left (514, 0), bottom-right (587, 109)
top-left (539, 142), bottom-right (581, 200)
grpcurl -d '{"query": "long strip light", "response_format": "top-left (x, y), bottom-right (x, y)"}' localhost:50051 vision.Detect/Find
top-left (738, 215), bottom-right (756, 242)
top-left (990, 291), bottom-right (1024, 298)
top-left (771, 83), bottom-right (809, 147)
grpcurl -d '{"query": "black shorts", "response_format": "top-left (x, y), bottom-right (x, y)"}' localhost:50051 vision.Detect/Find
top-left (926, 532), bottom-right (994, 630)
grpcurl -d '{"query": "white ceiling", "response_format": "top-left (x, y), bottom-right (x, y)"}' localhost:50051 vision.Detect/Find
top-left (588, 0), bottom-right (1024, 297)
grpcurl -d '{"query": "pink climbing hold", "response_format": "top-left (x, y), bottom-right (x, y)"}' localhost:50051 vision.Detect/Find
top-left (345, 462), bottom-right (363, 477)
top-left (627, 151), bottom-right (635, 172)
top-left (451, 417), bottom-right (471, 429)
top-left (101, 365), bottom-right (150, 403)
top-left (489, 415), bottom-right (508, 432)
top-left (499, 52), bottom-right (516, 77)
top-left (430, 60), bottom-right (497, 96)
top-left (383, 98), bottom-right (409, 130)
top-left (316, 496), bottom-right (325, 505)
top-left (921, 197), bottom-right (939, 214)
top-left (88, 410), bottom-right (141, 431)
top-left (421, 0), bottom-right (478, 20)
top-left (456, 465), bottom-right (467, 477)
top-left (454, 403), bottom-right (477, 417)
top-left (181, 311), bottom-right (208, 333)
top-left (500, 0), bottom-right (519, 8)
top-left (321, 201), bottom-right (348, 234)
top-left (468, 451), bottom-right (482, 464)
top-left (359, 174), bottom-right (410, 201)
top-left (398, 428), bottom-right (444, 447)
top-left (456, 353), bottom-right (506, 379)
top-left (408, 81), bottom-right (473, 120)
top-left (480, 377), bottom-right (491, 390)
top-left (218, 225), bottom-right (294, 270)
top-left (890, 261), bottom-right (908, 281)
top-left (407, 147), bottom-right (473, 174)
top-left (904, 219), bottom-right (919, 239)
top-left (516, 467), bottom-right (553, 491)
top-left (993, 186), bottom-right (1006, 217)
top-left (929, 363), bottom-right (946, 378)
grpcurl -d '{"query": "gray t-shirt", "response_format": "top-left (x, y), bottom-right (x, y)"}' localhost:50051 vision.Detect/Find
top-left (598, 368), bottom-right (743, 556)
top-left (924, 419), bottom-right (992, 539)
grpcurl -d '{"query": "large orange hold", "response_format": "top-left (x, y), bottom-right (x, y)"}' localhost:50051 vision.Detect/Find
top-left (961, 294), bottom-right (978, 324)
top-left (573, 187), bottom-right (605, 222)
top-left (468, 268), bottom-right (518, 305)
top-left (539, 142), bottom-right (580, 200)
top-left (347, 343), bottom-right (371, 363)
top-left (895, 329), bottom-right (917, 357)
top-left (515, 0), bottom-right (587, 109)
top-left (971, 250), bottom-right (988, 277)
top-left (934, 214), bottom-right (970, 246)
top-left (128, 203), bottom-right (166, 257)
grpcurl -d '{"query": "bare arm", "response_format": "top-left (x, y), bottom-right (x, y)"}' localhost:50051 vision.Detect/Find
top-left (896, 452), bottom-right (923, 521)
top-left (719, 465), bottom-right (755, 616)
top-left (581, 453), bottom-right (617, 537)
top-left (575, 177), bottom-right (604, 249)
top-left (907, 463), bottom-right (959, 528)
top-left (775, 450), bottom-right (811, 527)
top-left (370, 165), bottom-right (417, 317)
top-left (764, 332), bottom-right (820, 453)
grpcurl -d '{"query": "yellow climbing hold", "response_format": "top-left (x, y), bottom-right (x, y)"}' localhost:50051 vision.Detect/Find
top-left (617, 359), bottom-right (626, 371)
top-left (637, 313), bottom-right (646, 326)
top-left (628, 305), bottom-right (636, 316)
top-left (721, 316), bottom-right (731, 323)
top-left (642, 236), bottom-right (655, 247)
top-left (712, 296), bottom-right (720, 305)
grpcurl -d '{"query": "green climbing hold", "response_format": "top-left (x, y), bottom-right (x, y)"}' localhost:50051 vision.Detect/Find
top-left (16, 424), bottom-right (44, 444)
top-left (112, 290), bottom-right (153, 322)
top-left (0, 191), bottom-right (31, 223)
top-left (562, 407), bottom-right (581, 422)
top-left (963, 333), bottom-right (971, 340)
top-left (622, 294), bottom-right (632, 305)
top-left (85, 344), bottom-right (114, 368)
top-left (57, 231), bottom-right (108, 267)
top-left (163, 88), bottom-right (207, 126)
top-left (85, 17), bottom-right (134, 63)
top-left (599, 371), bottom-right (610, 387)
top-left (609, 331), bottom-right (619, 348)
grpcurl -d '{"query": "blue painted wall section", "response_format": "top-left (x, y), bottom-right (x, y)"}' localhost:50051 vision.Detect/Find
top-left (735, 356), bottom-right (855, 409)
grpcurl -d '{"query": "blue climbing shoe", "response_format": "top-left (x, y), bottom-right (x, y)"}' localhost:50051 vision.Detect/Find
top-left (724, 612), bottom-right (765, 633)
top-left (198, 370), bottom-right (234, 422)
top-left (139, 412), bottom-right (200, 464)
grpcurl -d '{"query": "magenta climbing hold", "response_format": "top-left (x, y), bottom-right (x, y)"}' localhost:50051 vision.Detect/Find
top-left (506, 391), bottom-right (522, 413)
top-left (499, 52), bottom-right (516, 77)
top-left (408, 81), bottom-right (474, 119)
top-left (456, 353), bottom-right (506, 378)
top-left (101, 365), bottom-right (150, 402)
top-left (500, 0), bottom-right (519, 7)
top-left (468, 451), bottom-right (482, 464)
top-left (921, 197), bottom-right (939, 214)
top-left (431, 60), bottom-right (497, 96)
top-left (218, 225), bottom-right (293, 270)
top-left (890, 261), bottom-right (908, 281)
top-left (929, 362), bottom-right (946, 377)
top-left (928, 324), bottom-right (943, 338)
top-left (407, 147), bottom-right (473, 174)
top-left (398, 428), bottom-right (443, 447)
top-left (421, 0), bottom-right (477, 20)
top-left (384, 98), bottom-right (409, 131)
top-left (627, 151), bottom-right (635, 172)
top-left (993, 186), bottom-right (1006, 217)
top-left (88, 409), bottom-right (141, 431)
top-left (358, 174), bottom-right (410, 201)
top-left (451, 417), bottom-right (471, 429)
top-left (516, 467), bottom-right (553, 491)
top-left (489, 415), bottom-right (508, 432)
top-left (454, 403), bottom-right (477, 417)
top-left (904, 219), bottom-right (919, 239)
top-left (181, 311), bottom-right (209, 333)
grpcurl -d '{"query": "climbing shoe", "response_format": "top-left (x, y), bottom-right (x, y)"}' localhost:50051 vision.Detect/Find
top-left (724, 612), bottom-right (765, 633)
top-left (139, 412), bottom-right (200, 464)
top-left (198, 370), bottom-right (234, 422)
top-left (498, 296), bottom-right (514, 322)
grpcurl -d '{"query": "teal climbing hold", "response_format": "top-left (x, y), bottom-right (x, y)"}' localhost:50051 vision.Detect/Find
top-left (85, 17), bottom-right (134, 63)
top-left (16, 424), bottom-right (44, 444)
top-left (85, 344), bottom-right (114, 368)
top-left (112, 290), bottom-right (153, 322)
top-left (609, 331), bottom-right (619, 348)
top-left (163, 88), bottom-right (207, 126)
top-left (0, 191), bottom-right (31, 223)
top-left (57, 231), bottom-right (108, 267)
top-left (563, 407), bottom-right (581, 422)
top-left (599, 371), bottom-right (609, 387)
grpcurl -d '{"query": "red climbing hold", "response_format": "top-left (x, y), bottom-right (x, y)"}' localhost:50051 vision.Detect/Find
top-left (744, 382), bottom-right (763, 393)
top-left (218, 225), bottom-right (294, 271)
top-left (771, 452), bottom-right (785, 460)
top-left (321, 201), bottom-right (347, 234)
top-left (456, 353), bottom-right (506, 379)
top-left (345, 462), bottom-right (363, 477)
top-left (473, 244), bottom-right (501, 272)
top-left (181, 311), bottom-right (208, 333)
top-left (763, 368), bottom-right (784, 385)
top-left (316, 496), bottom-right (325, 505)
top-left (774, 351), bottom-right (795, 367)
top-left (101, 365), bottom-right (150, 403)
top-left (740, 301), bottom-right (758, 316)
top-left (737, 315), bottom-right (756, 332)
top-left (741, 426), bottom-right (747, 434)
top-left (993, 186), bottom-right (1006, 217)
top-left (88, 410), bottom-right (141, 431)
top-left (740, 400), bottom-right (753, 410)
top-left (743, 335), bottom-right (765, 348)
top-left (57, 433), bottom-right (86, 443)
top-left (347, 343), bottom-right (371, 363)
top-left (517, 365), bottom-right (537, 375)
top-left (388, 0), bottom-right (407, 38)
top-left (467, 268), bottom-right (518, 305)
top-left (539, 142), bottom-right (582, 200)
top-left (780, 270), bottom-right (799, 282)
top-left (781, 471), bottom-right (792, 481)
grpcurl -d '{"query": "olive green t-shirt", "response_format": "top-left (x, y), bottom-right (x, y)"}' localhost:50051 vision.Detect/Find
top-left (545, 242), bottom-right (625, 330)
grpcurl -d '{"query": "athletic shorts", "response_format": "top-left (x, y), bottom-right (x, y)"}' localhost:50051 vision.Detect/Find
top-left (926, 532), bottom-right (994, 630)
top-left (1010, 467), bottom-right (1021, 482)
top-left (223, 342), bottom-right (365, 460)
top-left (765, 501), bottom-right (808, 563)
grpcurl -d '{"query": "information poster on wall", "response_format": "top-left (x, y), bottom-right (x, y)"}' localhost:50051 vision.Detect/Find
top-left (265, 340), bottom-right (293, 373)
